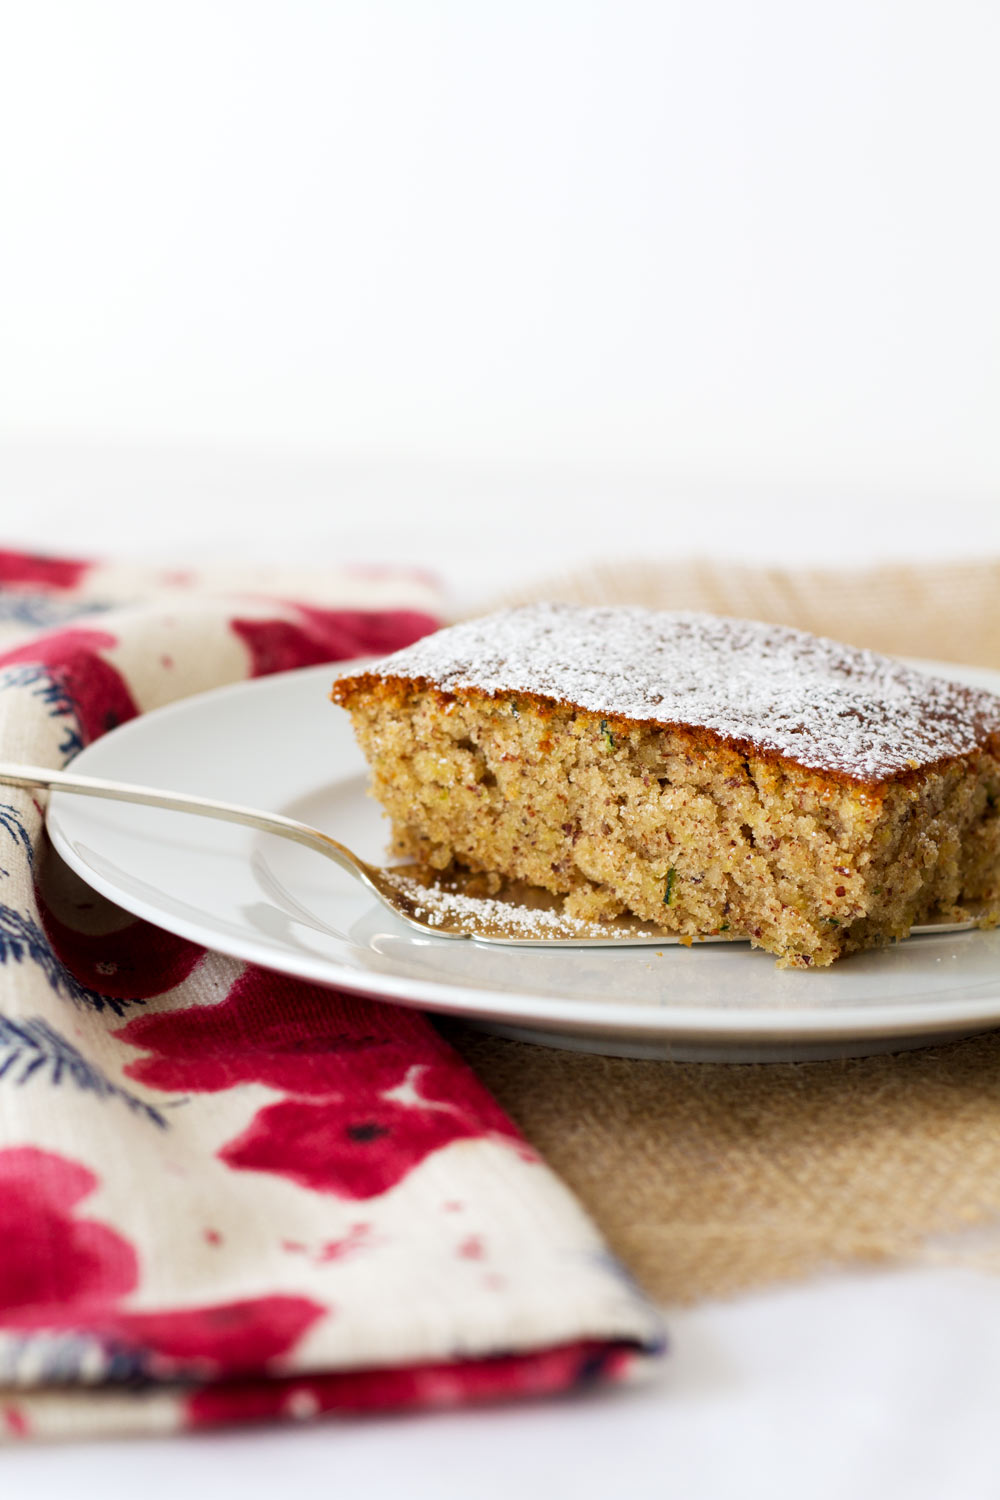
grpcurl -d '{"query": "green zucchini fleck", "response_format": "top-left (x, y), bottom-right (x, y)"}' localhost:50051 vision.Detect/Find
top-left (599, 718), bottom-right (615, 751)
top-left (664, 867), bottom-right (677, 905)
top-left (719, 922), bottom-right (729, 932)
top-left (510, 700), bottom-right (520, 718)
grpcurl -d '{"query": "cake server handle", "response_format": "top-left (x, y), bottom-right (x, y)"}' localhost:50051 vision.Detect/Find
top-left (0, 760), bottom-right (397, 910)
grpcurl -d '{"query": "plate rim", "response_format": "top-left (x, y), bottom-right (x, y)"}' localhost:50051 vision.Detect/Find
top-left (45, 656), bottom-right (1000, 1048)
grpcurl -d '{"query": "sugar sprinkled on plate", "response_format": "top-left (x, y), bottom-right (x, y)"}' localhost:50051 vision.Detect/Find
top-left (382, 870), bottom-right (640, 939)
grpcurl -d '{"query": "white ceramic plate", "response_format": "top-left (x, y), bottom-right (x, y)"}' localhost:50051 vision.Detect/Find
top-left (47, 658), bottom-right (1000, 1063)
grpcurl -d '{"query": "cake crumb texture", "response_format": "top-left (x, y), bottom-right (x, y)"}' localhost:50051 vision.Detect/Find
top-left (333, 606), bottom-right (1000, 967)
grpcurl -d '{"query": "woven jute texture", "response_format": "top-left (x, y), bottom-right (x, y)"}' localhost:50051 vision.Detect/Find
top-left (447, 556), bottom-right (1000, 1305)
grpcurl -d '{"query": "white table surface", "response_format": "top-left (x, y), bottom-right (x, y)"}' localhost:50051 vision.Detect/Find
top-left (5, 470), bottom-right (1000, 1497)
top-left (3, 1267), bottom-right (999, 1500)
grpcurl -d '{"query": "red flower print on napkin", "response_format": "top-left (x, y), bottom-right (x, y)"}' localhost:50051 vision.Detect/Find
top-left (38, 889), bottom-right (205, 1001)
top-left (116, 968), bottom-right (529, 1198)
top-left (0, 1148), bottom-right (137, 1327)
top-left (0, 1147), bottom-right (325, 1377)
top-left (111, 1298), bottom-right (326, 1378)
top-left (231, 605), bottom-right (437, 678)
top-left (186, 1340), bottom-right (634, 1428)
top-left (0, 628), bottom-right (137, 742)
top-left (0, 550), bottom-right (92, 591)
top-left (220, 1090), bottom-right (498, 1199)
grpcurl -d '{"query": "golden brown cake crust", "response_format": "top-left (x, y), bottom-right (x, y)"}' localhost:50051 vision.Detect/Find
top-left (332, 604), bottom-right (1000, 791)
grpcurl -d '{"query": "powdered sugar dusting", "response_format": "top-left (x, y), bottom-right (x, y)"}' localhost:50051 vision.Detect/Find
top-left (347, 603), bottom-right (1000, 782)
top-left (382, 871), bottom-right (659, 939)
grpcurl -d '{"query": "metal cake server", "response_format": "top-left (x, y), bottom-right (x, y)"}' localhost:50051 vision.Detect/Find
top-left (0, 761), bottom-right (980, 947)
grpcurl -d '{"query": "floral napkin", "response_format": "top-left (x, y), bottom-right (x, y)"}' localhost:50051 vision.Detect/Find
top-left (0, 549), bottom-right (663, 1442)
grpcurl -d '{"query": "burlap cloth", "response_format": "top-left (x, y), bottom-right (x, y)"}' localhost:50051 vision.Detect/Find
top-left (445, 557), bottom-right (1000, 1304)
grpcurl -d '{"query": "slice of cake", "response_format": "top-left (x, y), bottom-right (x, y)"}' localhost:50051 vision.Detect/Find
top-left (331, 604), bottom-right (1000, 967)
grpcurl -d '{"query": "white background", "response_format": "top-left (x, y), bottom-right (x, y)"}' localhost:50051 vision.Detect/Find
top-left (1, 1), bottom-right (998, 593)
top-left (3, 3), bottom-right (1000, 1493)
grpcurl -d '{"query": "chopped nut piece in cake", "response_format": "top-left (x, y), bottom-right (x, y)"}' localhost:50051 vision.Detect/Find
top-left (331, 604), bottom-right (1000, 968)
